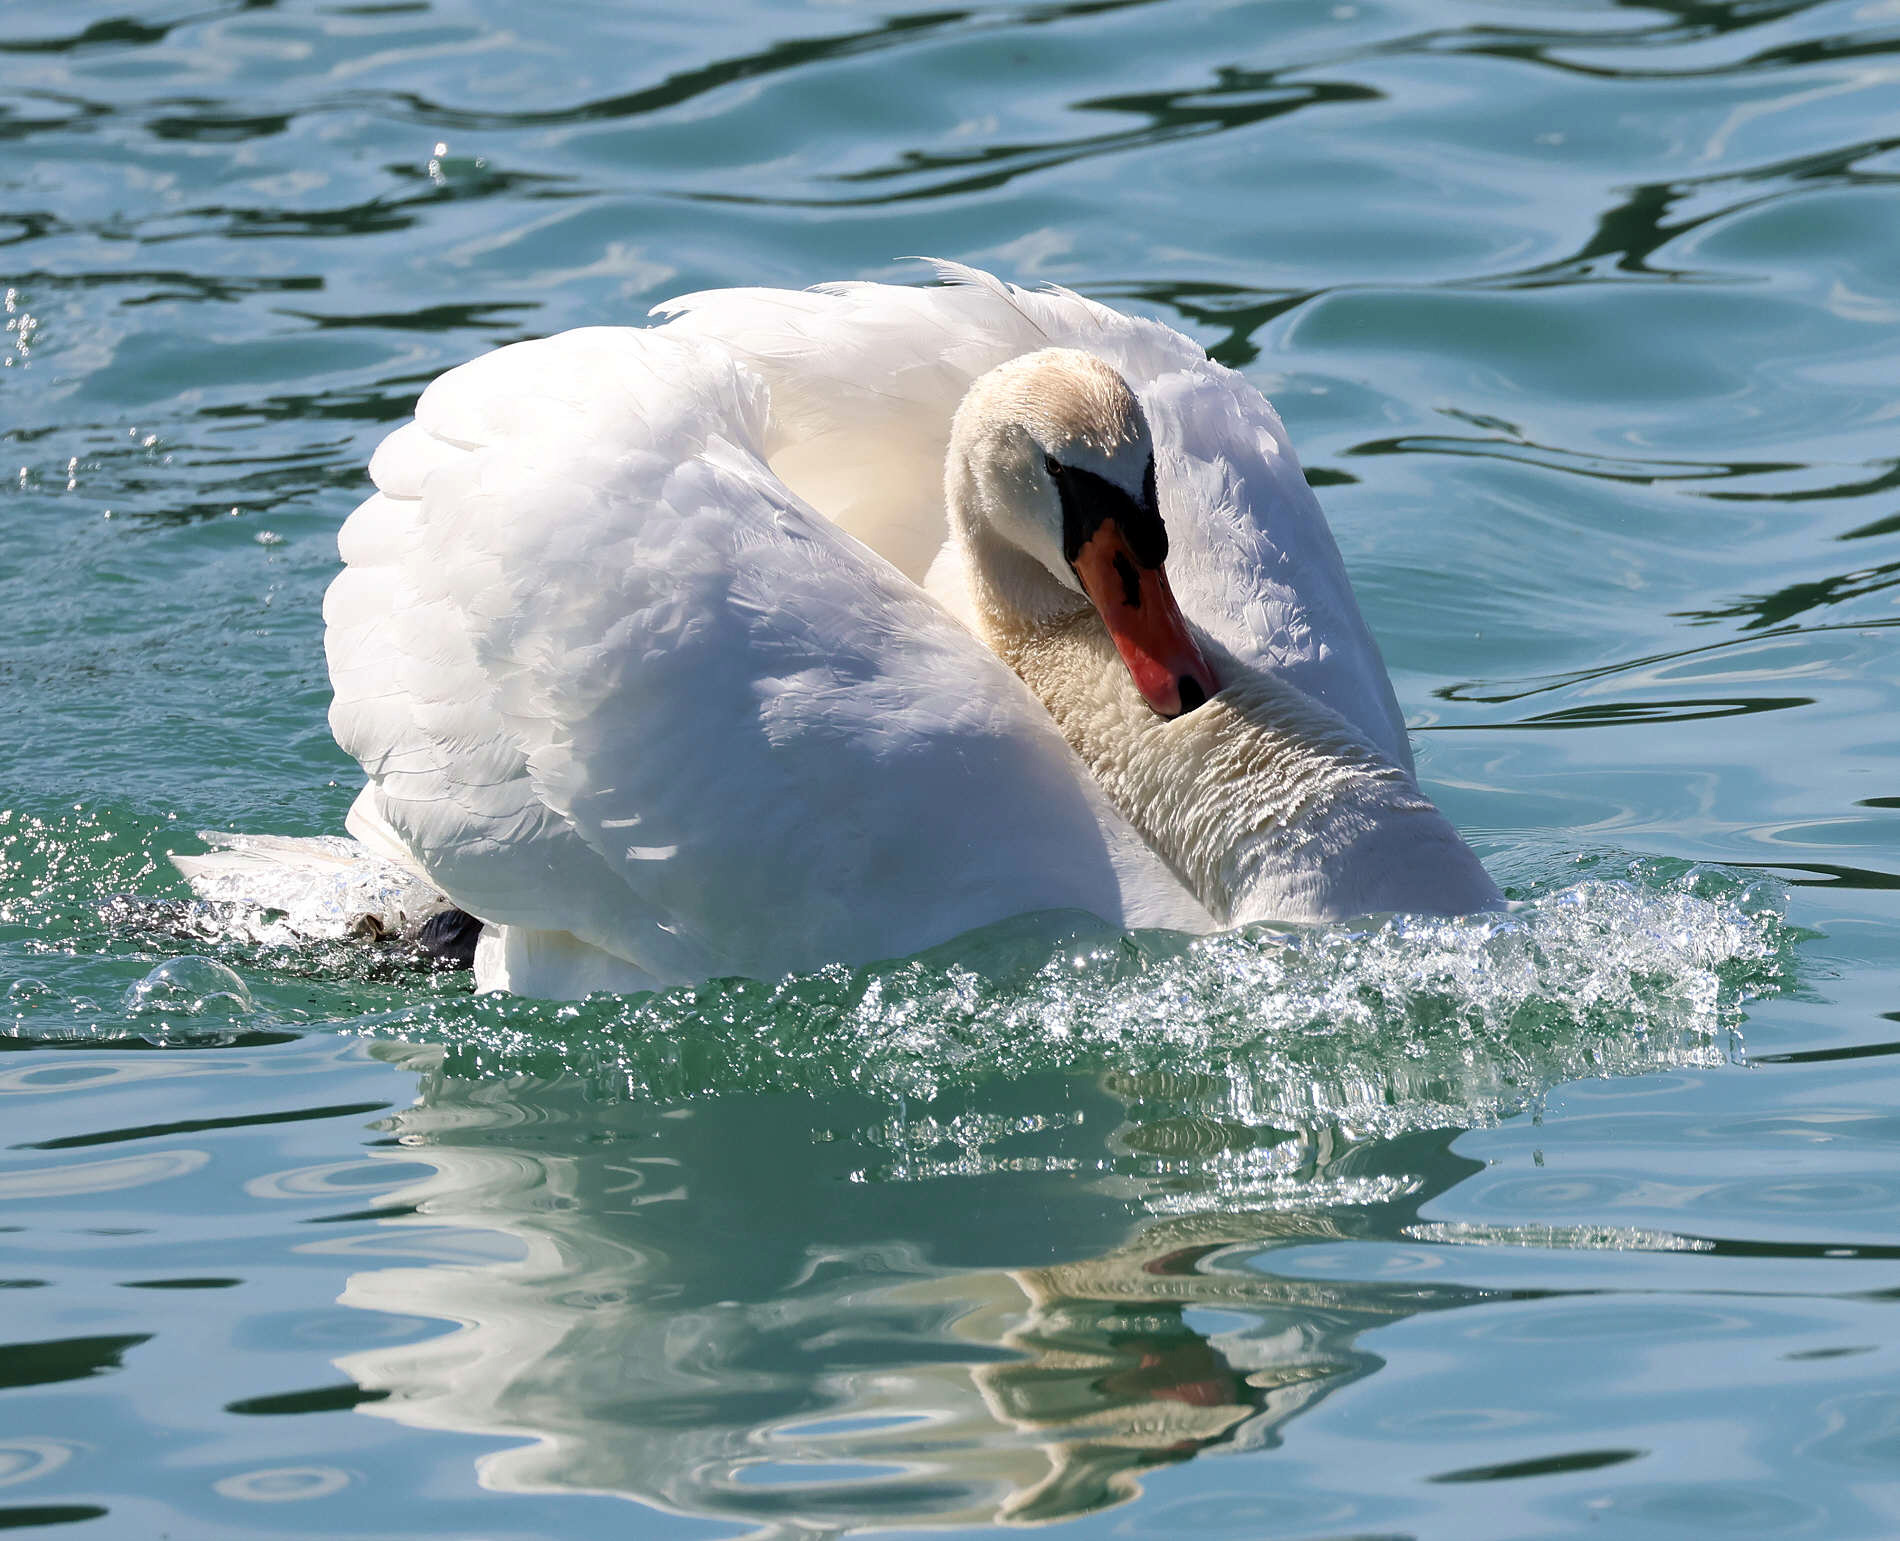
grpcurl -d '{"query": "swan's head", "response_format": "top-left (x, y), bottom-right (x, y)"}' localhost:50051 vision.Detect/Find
top-left (947, 348), bottom-right (1218, 719)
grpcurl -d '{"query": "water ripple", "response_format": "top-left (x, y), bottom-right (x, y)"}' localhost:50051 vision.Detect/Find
top-left (346, 861), bottom-right (1790, 1143)
top-left (5, 5), bottom-right (1895, 1533)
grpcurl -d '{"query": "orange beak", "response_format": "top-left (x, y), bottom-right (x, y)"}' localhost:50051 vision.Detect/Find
top-left (1070, 521), bottom-right (1218, 718)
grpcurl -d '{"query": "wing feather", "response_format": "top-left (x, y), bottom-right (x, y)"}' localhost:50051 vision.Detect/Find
top-left (657, 264), bottom-right (1410, 768)
top-left (327, 326), bottom-right (1206, 987)
top-left (1143, 362), bottom-right (1413, 771)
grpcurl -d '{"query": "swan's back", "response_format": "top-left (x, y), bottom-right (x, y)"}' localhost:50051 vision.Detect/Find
top-left (658, 263), bottom-right (1412, 772)
top-left (655, 264), bottom-right (1199, 583)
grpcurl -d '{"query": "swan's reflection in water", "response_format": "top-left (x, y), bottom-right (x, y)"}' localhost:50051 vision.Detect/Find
top-left (334, 1051), bottom-right (1495, 1531)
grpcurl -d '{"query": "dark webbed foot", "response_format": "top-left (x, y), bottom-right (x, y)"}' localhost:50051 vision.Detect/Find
top-left (415, 907), bottom-right (483, 970)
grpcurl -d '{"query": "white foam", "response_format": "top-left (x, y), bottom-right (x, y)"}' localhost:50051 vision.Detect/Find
top-left (361, 859), bottom-right (1791, 1158)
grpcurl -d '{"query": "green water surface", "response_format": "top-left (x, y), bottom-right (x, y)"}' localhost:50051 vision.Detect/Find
top-left (3, 0), bottom-right (1900, 1536)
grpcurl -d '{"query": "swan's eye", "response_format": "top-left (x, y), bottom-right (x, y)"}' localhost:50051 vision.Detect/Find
top-left (1047, 456), bottom-right (1169, 569)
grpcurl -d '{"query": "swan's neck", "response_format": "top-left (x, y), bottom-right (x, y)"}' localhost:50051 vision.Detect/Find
top-left (940, 351), bottom-right (1499, 924)
top-left (955, 520), bottom-right (1090, 639)
top-left (986, 612), bottom-right (1496, 925)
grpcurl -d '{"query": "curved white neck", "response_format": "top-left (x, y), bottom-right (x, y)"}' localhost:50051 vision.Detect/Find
top-left (941, 352), bottom-right (1500, 926)
top-left (982, 610), bottom-right (1500, 925)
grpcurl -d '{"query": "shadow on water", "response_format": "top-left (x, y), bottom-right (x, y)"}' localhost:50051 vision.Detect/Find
top-left (1677, 555), bottom-right (1900, 632)
top-left (1427, 620), bottom-right (1895, 738)
top-left (0, 21), bottom-right (165, 58)
top-left (1430, 510), bottom-right (1900, 728)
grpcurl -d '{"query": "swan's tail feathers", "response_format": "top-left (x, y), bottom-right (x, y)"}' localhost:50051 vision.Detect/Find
top-left (171, 832), bottom-right (475, 963)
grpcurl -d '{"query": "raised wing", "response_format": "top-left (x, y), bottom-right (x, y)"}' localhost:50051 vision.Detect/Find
top-left (325, 325), bottom-right (1205, 986)
top-left (657, 263), bottom-right (1411, 770)
top-left (1141, 361), bottom-right (1412, 772)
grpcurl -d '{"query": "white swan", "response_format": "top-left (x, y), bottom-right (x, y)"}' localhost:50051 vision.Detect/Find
top-left (188, 263), bottom-right (1499, 997)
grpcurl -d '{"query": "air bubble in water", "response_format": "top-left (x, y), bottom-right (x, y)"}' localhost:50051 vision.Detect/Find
top-left (123, 957), bottom-right (255, 1018)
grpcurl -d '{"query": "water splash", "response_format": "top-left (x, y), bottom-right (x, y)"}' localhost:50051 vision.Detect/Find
top-left (1, 795), bottom-right (1797, 1167)
top-left (350, 858), bottom-right (1791, 1136)
top-left (0, 804), bottom-right (462, 1032)
top-left (166, 831), bottom-right (450, 947)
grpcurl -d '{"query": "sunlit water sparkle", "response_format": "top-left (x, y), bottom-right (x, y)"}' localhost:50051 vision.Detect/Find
top-left (5, 0), bottom-right (1900, 1534)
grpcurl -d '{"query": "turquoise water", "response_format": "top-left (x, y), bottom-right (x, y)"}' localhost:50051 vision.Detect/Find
top-left (3, 0), bottom-right (1899, 1534)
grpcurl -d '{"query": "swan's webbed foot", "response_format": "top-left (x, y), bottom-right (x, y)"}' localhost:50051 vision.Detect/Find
top-left (415, 907), bottom-right (482, 970)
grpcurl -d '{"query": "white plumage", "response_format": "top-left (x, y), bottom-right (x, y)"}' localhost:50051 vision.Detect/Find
top-left (205, 263), bottom-right (1497, 998)
top-left (657, 264), bottom-right (1413, 770)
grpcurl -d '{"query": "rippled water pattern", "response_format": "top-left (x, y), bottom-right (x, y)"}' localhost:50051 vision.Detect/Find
top-left (5, 0), bottom-right (1900, 1536)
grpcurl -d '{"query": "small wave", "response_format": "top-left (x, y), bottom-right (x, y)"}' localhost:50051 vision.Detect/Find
top-left (0, 805), bottom-right (464, 1014)
top-left (348, 859), bottom-right (1792, 1139)
top-left (5, 798), bottom-right (1796, 1161)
